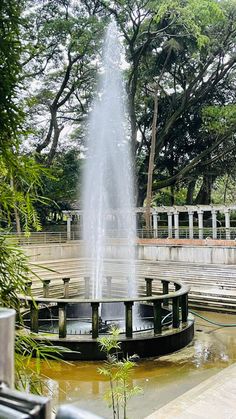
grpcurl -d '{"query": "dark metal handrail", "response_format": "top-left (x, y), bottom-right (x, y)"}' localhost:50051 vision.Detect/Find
top-left (20, 277), bottom-right (190, 339)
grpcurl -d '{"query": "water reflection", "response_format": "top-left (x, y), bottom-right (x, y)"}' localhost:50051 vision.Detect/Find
top-left (37, 311), bottom-right (236, 418)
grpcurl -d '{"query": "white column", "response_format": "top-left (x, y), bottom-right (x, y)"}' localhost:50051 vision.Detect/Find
top-left (153, 212), bottom-right (158, 238)
top-left (167, 212), bottom-right (173, 238)
top-left (198, 210), bottom-right (204, 239)
top-left (211, 209), bottom-right (217, 239)
top-left (188, 211), bottom-right (194, 239)
top-left (174, 211), bottom-right (179, 239)
top-left (224, 209), bottom-right (231, 240)
top-left (67, 216), bottom-right (72, 241)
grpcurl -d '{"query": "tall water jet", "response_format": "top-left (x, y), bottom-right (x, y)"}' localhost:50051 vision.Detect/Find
top-left (82, 22), bottom-right (136, 303)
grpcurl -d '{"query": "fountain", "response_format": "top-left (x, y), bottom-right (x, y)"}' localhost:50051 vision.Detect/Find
top-left (21, 22), bottom-right (194, 360)
top-left (82, 22), bottom-right (136, 311)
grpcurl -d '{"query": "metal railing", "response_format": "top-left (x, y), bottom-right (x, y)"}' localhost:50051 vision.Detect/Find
top-left (1, 226), bottom-right (236, 245)
top-left (20, 277), bottom-right (190, 339)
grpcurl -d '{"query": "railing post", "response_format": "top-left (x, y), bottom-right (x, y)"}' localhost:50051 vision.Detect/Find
top-left (0, 308), bottom-right (15, 388)
top-left (172, 297), bottom-right (180, 328)
top-left (198, 209), bottom-right (204, 239)
top-left (43, 280), bottom-right (51, 298)
top-left (145, 278), bottom-right (153, 297)
top-left (224, 209), bottom-right (231, 240)
top-left (125, 301), bottom-right (133, 338)
top-left (162, 280), bottom-right (169, 307)
top-left (106, 276), bottom-right (112, 298)
top-left (181, 294), bottom-right (188, 323)
top-left (84, 276), bottom-right (90, 299)
top-left (67, 216), bottom-right (72, 241)
top-left (211, 209), bottom-right (217, 239)
top-left (30, 301), bottom-right (39, 333)
top-left (174, 210), bottom-right (179, 239)
top-left (167, 212), bottom-right (173, 238)
top-left (175, 283), bottom-right (181, 291)
top-left (58, 303), bottom-right (67, 338)
top-left (91, 302), bottom-right (99, 339)
top-left (188, 210), bottom-right (194, 239)
top-left (62, 277), bottom-right (70, 298)
top-left (25, 280), bottom-right (32, 295)
top-left (153, 212), bottom-right (158, 238)
top-left (153, 300), bottom-right (162, 334)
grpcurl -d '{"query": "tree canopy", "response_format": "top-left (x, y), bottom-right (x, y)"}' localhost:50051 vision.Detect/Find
top-left (1, 0), bottom-right (236, 228)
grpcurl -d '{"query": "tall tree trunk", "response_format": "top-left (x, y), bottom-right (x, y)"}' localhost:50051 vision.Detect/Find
top-left (195, 175), bottom-right (213, 204)
top-left (145, 88), bottom-right (158, 230)
top-left (170, 185), bottom-right (175, 206)
top-left (186, 179), bottom-right (196, 204)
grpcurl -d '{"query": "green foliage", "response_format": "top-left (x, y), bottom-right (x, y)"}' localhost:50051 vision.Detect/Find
top-left (98, 327), bottom-right (142, 419)
top-left (0, 153), bottom-right (52, 231)
top-left (0, 235), bottom-right (30, 309)
top-left (0, 234), bottom-right (70, 393)
top-left (0, 0), bottom-right (24, 151)
top-left (35, 148), bottom-right (81, 224)
top-left (202, 105), bottom-right (236, 134)
top-left (152, 0), bottom-right (224, 47)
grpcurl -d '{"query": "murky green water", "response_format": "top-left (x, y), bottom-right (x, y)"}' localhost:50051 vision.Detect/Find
top-left (37, 311), bottom-right (236, 418)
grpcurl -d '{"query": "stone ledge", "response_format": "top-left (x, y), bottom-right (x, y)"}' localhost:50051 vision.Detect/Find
top-left (145, 362), bottom-right (236, 419)
top-left (138, 238), bottom-right (236, 247)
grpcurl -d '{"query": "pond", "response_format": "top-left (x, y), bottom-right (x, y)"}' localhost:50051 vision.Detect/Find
top-left (37, 310), bottom-right (236, 418)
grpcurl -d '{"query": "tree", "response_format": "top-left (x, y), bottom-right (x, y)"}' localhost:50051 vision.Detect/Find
top-left (21, 0), bottom-right (106, 166)
top-left (35, 148), bottom-right (81, 224)
top-left (131, 0), bottom-right (236, 205)
top-left (0, 0), bottom-right (23, 155)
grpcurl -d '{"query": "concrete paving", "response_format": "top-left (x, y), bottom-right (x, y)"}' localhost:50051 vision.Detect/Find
top-left (145, 363), bottom-right (236, 419)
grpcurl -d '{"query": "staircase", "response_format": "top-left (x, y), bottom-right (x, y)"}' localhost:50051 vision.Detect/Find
top-left (29, 259), bottom-right (236, 312)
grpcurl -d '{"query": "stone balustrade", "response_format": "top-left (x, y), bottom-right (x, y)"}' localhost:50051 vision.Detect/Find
top-left (63, 205), bottom-right (236, 241)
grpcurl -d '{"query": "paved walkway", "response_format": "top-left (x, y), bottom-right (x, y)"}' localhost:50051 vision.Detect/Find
top-left (145, 363), bottom-right (236, 419)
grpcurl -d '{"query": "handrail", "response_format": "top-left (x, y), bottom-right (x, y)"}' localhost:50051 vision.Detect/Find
top-left (19, 277), bottom-right (190, 339)
top-left (19, 279), bottom-right (190, 304)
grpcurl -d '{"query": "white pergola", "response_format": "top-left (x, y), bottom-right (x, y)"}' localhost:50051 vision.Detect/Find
top-left (63, 205), bottom-right (236, 241)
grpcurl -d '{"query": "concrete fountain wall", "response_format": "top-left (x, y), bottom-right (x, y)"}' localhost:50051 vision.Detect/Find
top-left (23, 239), bottom-right (236, 265)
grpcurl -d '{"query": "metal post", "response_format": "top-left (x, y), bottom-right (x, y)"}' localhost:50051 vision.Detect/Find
top-left (224, 210), bottom-right (231, 240)
top-left (174, 211), bottom-right (179, 239)
top-left (145, 278), bottom-right (153, 297)
top-left (172, 297), bottom-right (180, 328)
top-left (24, 281), bottom-right (32, 307)
top-left (188, 210), bottom-right (194, 239)
top-left (84, 276), bottom-right (90, 299)
top-left (62, 277), bottom-right (70, 298)
top-left (91, 302), bottom-right (99, 339)
top-left (125, 301), bottom-right (133, 338)
top-left (106, 276), bottom-right (112, 298)
top-left (153, 300), bottom-right (162, 334)
top-left (198, 210), bottom-right (204, 239)
top-left (175, 283), bottom-right (181, 291)
top-left (0, 309), bottom-right (15, 388)
top-left (162, 280), bottom-right (169, 307)
top-left (25, 280), bottom-right (32, 295)
top-left (181, 294), bottom-right (188, 323)
top-left (43, 280), bottom-right (50, 298)
top-left (212, 209), bottom-right (217, 239)
top-left (58, 303), bottom-right (67, 338)
top-left (167, 212), bottom-right (173, 238)
top-left (30, 301), bottom-right (39, 333)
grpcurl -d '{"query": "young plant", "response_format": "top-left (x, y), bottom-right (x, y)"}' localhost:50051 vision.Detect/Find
top-left (98, 327), bottom-right (142, 419)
